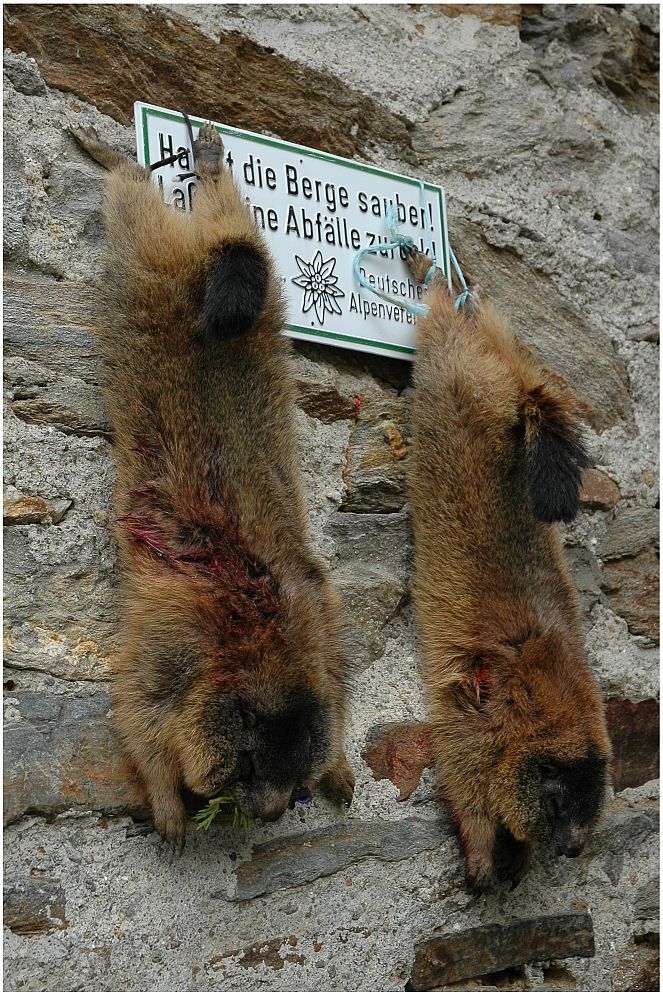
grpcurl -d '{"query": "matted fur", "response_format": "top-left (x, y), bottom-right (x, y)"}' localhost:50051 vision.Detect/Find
top-left (72, 126), bottom-right (354, 847)
top-left (405, 250), bottom-right (611, 890)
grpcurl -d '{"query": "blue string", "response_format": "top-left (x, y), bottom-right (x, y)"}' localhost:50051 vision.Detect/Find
top-left (352, 212), bottom-right (430, 318)
top-left (449, 243), bottom-right (471, 311)
top-left (351, 180), bottom-right (472, 316)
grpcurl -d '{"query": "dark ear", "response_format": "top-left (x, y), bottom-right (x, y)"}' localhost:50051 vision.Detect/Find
top-left (526, 424), bottom-right (589, 523)
top-left (520, 381), bottom-right (590, 524)
top-left (201, 243), bottom-right (268, 340)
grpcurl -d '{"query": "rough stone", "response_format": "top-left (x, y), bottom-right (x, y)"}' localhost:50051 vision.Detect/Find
top-left (4, 875), bottom-right (68, 936)
top-left (565, 545), bottom-right (605, 621)
top-left (363, 722), bottom-right (434, 800)
top-left (520, 4), bottom-right (659, 107)
top-left (3, 490), bottom-right (72, 526)
top-left (3, 687), bottom-right (146, 826)
top-left (601, 548), bottom-right (659, 641)
top-left (627, 322), bottom-right (660, 344)
top-left (3, 47), bottom-right (47, 95)
top-left (597, 507), bottom-right (659, 561)
top-left (3, 506), bottom-right (120, 682)
top-left (3, 131), bottom-right (29, 261)
top-left (296, 382), bottom-right (357, 424)
top-left (612, 941), bottom-right (660, 993)
top-left (341, 395), bottom-right (411, 512)
top-left (333, 562), bottom-right (408, 668)
top-left (633, 874), bottom-right (659, 920)
top-left (4, 278), bottom-right (103, 385)
top-left (45, 159), bottom-right (105, 235)
top-left (592, 788), bottom-right (659, 855)
top-left (408, 913), bottom-right (596, 990)
top-left (435, 5), bottom-right (524, 27)
top-left (580, 468), bottom-right (621, 511)
top-left (325, 508), bottom-right (412, 571)
top-left (3, 4), bottom-right (414, 162)
top-left (606, 698), bottom-right (660, 792)
top-left (5, 354), bottom-right (111, 439)
top-left (217, 817), bottom-right (451, 902)
top-left (326, 509), bottom-right (411, 666)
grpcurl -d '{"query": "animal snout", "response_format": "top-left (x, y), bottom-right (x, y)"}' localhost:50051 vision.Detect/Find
top-left (557, 840), bottom-right (584, 858)
top-left (554, 824), bottom-right (586, 858)
top-left (236, 785), bottom-right (291, 823)
top-left (260, 800), bottom-right (290, 823)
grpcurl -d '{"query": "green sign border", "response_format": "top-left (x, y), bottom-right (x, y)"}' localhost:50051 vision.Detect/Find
top-left (136, 102), bottom-right (450, 358)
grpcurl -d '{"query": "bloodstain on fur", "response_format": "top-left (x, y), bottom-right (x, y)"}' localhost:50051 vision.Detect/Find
top-left (70, 123), bottom-right (354, 848)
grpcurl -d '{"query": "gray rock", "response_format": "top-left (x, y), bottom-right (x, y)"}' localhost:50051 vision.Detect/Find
top-left (4, 277), bottom-right (103, 385)
top-left (627, 323), bottom-right (660, 343)
top-left (591, 799), bottom-right (659, 855)
top-left (597, 507), bottom-right (659, 561)
top-left (326, 509), bottom-right (411, 666)
top-left (3, 48), bottom-right (48, 96)
top-left (3, 133), bottom-right (29, 261)
top-left (333, 561), bottom-right (408, 668)
top-left (4, 354), bottom-right (111, 438)
top-left (3, 686), bottom-right (145, 826)
top-left (633, 873), bottom-right (659, 920)
top-left (46, 160), bottom-right (105, 236)
top-left (217, 816), bottom-right (451, 901)
top-left (409, 913), bottom-right (596, 990)
top-left (4, 875), bottom-right (67, 936)
top-left (341, 395), bottom-right (411, 512)
top-left (325, 507), bottom-right (411, 570)
top-left (565, 545), bottom-right (605, 621)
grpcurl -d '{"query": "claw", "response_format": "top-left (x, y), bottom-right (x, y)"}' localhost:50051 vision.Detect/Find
top-left (69, 125), bottom-right (136, 173)
top-left (192, 122), bottom-right (225, 176)
top-left (165, 835), bottom-right (185, 862)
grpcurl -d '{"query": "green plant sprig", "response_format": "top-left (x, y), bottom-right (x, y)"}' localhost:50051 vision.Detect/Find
top-left (193, 794), bottom-right (252, 832)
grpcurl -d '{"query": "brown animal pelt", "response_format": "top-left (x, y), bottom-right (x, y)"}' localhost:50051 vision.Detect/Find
top-left (405, 247), bottom-right (611, 891)
top-left (71, 124), bottom-right (354, 849)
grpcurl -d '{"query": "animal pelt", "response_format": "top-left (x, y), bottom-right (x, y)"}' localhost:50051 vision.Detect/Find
top-left (404, 246), bottom-right (611, 891)
top-left (71, 124), bottom-right (354, 850)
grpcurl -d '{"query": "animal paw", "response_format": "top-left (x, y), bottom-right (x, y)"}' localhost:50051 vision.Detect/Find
top-left (402, 243), bottom-right (437, 285)
top-left (69, 125), bottom-right (136, 173)
top-left (464, 852), bottom-right (493, 894)
top-left (319, 754), bottom-right (355, 807)
top-left (193, 122), bottom-right (225, 175)
top-left (493, 829), bottom-right (531, 890)
top-left (151, 797), bottom-right (187, 856)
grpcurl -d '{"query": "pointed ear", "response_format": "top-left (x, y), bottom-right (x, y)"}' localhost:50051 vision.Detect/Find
top-left (520, 382), bottom-right (590, 524)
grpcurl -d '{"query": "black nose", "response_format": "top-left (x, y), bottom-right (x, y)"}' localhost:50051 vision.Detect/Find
top-left (558, 842), bottom-right (584, 858)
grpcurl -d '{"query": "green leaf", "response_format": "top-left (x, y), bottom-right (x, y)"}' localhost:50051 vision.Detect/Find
top-left (193, 794), bottom-right (251, 832)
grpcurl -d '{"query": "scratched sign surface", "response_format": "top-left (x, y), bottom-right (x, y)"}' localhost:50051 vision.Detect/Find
top-left (135, 101), bottom-right (450, 359)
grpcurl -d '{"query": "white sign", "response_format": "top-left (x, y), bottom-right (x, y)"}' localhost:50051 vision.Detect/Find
top-left (135, 101), bottom-right (451, 360)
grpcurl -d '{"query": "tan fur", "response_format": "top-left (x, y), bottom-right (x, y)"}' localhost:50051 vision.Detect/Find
top-left (72, 126), bottom-right (354, 847)
top-left (406, 255), bottom-right (611, 890)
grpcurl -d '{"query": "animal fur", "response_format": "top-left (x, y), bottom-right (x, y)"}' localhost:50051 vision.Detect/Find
top-left (404, 246), bottom-right (611, 891)
top-left (71, 124), bottom-right (354, 849)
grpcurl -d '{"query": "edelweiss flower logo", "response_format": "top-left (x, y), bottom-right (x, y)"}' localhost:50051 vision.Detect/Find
top-left (292, 251), bottom-right (345, 325)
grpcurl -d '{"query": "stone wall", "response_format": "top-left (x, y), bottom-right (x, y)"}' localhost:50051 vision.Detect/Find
top-left (3, 4), bottom-right (659, 991)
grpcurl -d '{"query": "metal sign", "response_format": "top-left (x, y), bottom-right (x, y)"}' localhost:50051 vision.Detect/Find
top-left (135, 101), bottom-right (450, 360)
